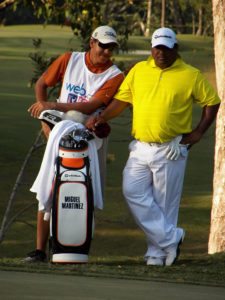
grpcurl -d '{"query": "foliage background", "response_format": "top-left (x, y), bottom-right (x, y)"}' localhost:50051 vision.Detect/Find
top-left (0, 0), bottom-right (214, 52)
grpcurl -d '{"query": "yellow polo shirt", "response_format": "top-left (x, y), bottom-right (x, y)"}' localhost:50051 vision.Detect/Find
top-left (114, 57), bottom-right (220, 143)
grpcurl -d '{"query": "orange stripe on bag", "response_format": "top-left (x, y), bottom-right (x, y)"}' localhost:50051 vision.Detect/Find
top-left (61, 157), bottom-right (85, 169)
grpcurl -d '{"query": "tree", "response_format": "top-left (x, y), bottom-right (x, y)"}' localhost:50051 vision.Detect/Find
top-left (0, 0), bottom-right (103, 50)
top-left (195, 4), bottom-right (203, 35)
top-left (208, 0), bottom-right (225, 254)
top-left (0, 0), bottom-right (215, 36)
top-left (161, 0), bottom-right (166, 27)
top-left (169, 0), bottom-right (186, 33)
top-left (0, 0), bottom-right (14, 9)
top-left (189, 0), bottom-right (213, 36)
top-left (144, 0), bottom-right (152, 37)
top-left (1, 0), bottom-right (137, 50)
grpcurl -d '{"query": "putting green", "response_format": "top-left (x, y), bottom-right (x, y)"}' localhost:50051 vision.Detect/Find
top-left (0, 270), bottom-right (225, 300)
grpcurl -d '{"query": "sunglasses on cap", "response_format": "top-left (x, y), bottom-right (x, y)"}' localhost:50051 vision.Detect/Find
top-left (98, 41), bottom-right (118, 51)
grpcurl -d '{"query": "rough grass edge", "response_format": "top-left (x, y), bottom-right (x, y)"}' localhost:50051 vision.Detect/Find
top-left (0, 253), bottom-right (225, 288)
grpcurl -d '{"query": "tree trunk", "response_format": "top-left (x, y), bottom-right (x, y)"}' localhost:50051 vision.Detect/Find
top-left (196, 6), bottom-right (203, 35)
top-left (192, 11), bottom-right (196, 35)
top-left (208, 0), bottom-right (225, 254)
top-left (161, 0), bottom-right (166, 27)
top-left (137, 21), bottom-right (145, 36)
top-left (0, 0), bottom-right (15, 10)
top-left (169, 0), bottom-right (185, 34)
top-left (145, 0), bottom-right (152, 37)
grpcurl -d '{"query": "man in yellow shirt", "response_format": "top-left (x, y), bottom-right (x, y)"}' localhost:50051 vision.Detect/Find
top-left (86, 27), bottom-right (220, 266)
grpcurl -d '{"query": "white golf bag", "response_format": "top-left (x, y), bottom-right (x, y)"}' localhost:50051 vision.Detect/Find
top-left (40, 110), bottom-right (95, 263)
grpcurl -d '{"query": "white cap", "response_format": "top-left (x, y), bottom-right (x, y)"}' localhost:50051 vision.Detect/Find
top-left (91, 25), bottom-right (119, 45)
top-left (151, 27), bottom-right (177, 49)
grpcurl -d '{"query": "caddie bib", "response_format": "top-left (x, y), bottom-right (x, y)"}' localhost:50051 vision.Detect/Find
top-left (58, 52), bottom-right (121, 104)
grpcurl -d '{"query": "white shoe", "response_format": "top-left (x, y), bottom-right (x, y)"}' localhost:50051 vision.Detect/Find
top-left (165, 231), bottom-right (185, 266)
top-left (147, 257), bottom-right (164, 266)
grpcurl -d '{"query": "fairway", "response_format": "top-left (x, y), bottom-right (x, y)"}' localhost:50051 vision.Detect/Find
top-left (0, 25), bottom-right (223, 286)
top-left (1, 270), bottom-right (225, 300)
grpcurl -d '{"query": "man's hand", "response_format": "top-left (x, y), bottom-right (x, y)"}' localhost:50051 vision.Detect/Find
top-left (28, 101), bottom-right (55, 118)
top-left (166, 130), bottom-right (201, 160)
top-left (85, 115), bottom-right (98, 131)
top-left (166, 135), bottom-right (182, 160)
top-left (180, 129), bottom-right (203, 149)
top-left (180, 104), bottom-right (220, 149)
top-left (85, 115), bottom-right (106, 131)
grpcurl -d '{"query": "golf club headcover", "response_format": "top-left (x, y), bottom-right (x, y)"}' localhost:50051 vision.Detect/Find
top-left (93, 122), bottom-right (111, 138)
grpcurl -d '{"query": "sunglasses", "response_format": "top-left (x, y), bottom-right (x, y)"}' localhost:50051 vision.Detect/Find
top-left (98, 41), bottom-right (118, 51)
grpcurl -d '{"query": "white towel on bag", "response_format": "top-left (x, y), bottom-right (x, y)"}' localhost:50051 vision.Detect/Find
top-left (30, 120), bottom-right (103, 212)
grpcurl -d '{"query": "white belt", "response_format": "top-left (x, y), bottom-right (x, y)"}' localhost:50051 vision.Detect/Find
top-left (139, 140), bottom-right (171, 147)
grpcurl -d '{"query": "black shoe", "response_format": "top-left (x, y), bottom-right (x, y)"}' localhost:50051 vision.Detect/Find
top-left (23, 249), bottom-right (47, 263)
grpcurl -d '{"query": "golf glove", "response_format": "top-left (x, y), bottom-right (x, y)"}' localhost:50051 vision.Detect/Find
top-left (166, 135), bottom-right (182, 160)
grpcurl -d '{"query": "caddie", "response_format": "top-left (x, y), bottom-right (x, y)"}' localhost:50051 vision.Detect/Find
top-left (85, 27), bottom-right (220, 266)
top-left (25, 25), bottom-right (124, 262)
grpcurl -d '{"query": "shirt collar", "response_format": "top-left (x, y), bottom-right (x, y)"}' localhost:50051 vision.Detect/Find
top-left (85, 52), bottom-right (113, 73)
top-left (147, 56), bottom-right (182, 70)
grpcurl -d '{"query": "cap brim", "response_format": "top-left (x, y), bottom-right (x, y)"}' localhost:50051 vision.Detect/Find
top-left (152, 38), bottom-right (176, 49)
top-left (97, 38), bottom-right (119, 45)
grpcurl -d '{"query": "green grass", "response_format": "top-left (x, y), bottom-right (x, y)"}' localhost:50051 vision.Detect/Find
top-left (0, 25), bottom-right (221, 286)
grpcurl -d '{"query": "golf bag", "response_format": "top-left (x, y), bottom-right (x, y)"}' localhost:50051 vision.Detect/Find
top-left (50, 128), bottom-right (94, 263)
top-left (39, 110), bottom-right (95, 263)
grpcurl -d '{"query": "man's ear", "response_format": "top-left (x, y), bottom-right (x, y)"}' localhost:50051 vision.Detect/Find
top-left (89, 38), bottom-right (95, 49)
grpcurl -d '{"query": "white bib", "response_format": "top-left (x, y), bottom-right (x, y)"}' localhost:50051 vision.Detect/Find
top-left (59, 52), bottom-right (121, 104)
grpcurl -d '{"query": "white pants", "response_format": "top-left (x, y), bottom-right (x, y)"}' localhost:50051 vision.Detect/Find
top-left (97, 137), bottom-right (108, 196)
top-left (123, 139), bottom-right (188, 259)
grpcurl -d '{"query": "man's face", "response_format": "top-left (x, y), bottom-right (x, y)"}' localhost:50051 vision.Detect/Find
top-left (90, 38), bottom-right (117, 65)
top-left (151, 45), bottom-right (178, 69)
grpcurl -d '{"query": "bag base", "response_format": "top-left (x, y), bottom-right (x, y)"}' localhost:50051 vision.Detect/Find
top-left (52, 253), bottom-right (88, 264)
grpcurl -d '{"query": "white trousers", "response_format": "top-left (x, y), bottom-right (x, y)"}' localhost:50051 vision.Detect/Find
top-left (123, 140), bottom-right (188, 259)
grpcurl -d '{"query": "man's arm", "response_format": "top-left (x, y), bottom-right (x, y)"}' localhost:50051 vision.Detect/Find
top-left (28, 72), bottom-right (124, 118)
top-left (29, 73), bottom-right (103, 136)
top-left (35, 75), bottom-right (48, 102)
top-left (181, 104), bottom-right (220, 147)
top-left (32, 75), bottom-right (51, 138)
top-left (85, 98), bottom-right (129, 131)
top-left (28, 97), bottom-right (107, 117)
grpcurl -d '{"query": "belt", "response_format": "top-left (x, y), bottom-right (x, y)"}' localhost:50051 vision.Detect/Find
top-left (148, 142), bottom-right (170, 147)
top-left (148, 142), bottom-right (163, 146)
top-left (137, 140), bottom-right (171, 147)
